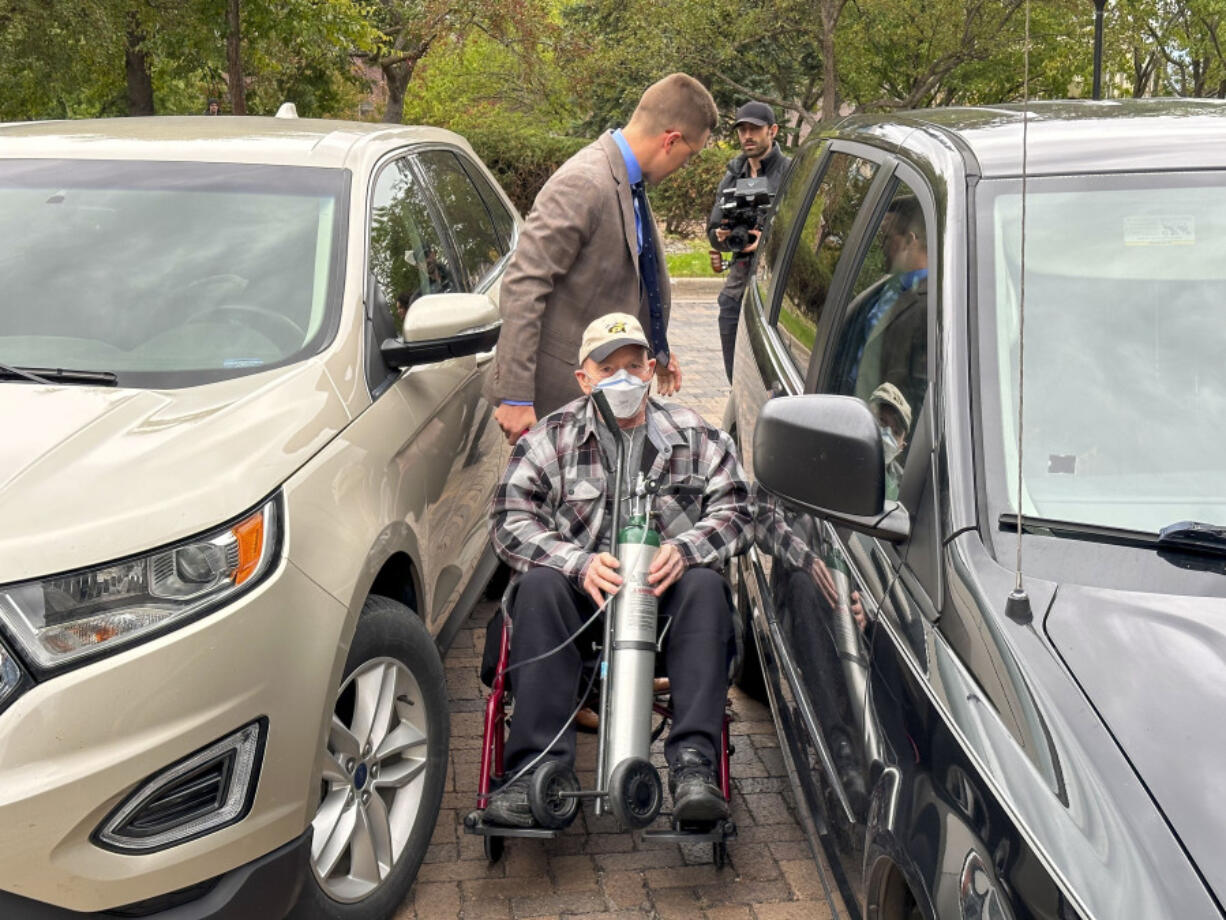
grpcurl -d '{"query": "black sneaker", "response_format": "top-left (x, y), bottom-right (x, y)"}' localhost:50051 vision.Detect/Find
top-left (482, 774), bottom-right (535, 828)
top-left (668, 748), bottom-right (729, 825)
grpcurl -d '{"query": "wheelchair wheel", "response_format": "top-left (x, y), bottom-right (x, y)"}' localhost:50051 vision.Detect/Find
top-left (713, 840), bottom-right (728, 869)
top-left (607, 756), bottom-right (663, 829)
top-left (483, 834), bottom-right (505, 864)
top-left (529, 761), bottom-right (580, 829)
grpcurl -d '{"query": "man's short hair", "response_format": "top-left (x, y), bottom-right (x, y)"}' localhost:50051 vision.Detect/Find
top-left (628, 73), bottom-right (718, 142)
top-left (885, 195), bottom-right (926, 248)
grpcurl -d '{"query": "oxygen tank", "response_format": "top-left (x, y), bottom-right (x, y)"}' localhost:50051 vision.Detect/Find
top-left (605, 482), bottom-right (660, 770)
top-left (826, 549), bottom-right (881, 758)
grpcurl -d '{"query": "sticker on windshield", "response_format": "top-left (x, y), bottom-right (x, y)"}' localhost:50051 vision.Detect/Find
top-left (223, 358), bottom-right (265, 368)
top-left (1123, 215), bottom-right (1195, 246)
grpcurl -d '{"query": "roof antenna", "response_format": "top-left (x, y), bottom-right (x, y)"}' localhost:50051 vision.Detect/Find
top-left (1006, 0), bottom-right (1034, 626)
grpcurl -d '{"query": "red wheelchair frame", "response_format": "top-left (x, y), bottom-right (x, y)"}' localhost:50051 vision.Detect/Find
top-left (465, 604), bottom-right (737, 867)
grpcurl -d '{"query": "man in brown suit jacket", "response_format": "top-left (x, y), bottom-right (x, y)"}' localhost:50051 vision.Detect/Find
top-left (488, 73), bottom-right (718, 443)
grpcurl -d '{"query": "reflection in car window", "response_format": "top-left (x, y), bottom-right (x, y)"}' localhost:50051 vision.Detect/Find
top-left (0, 159), bottom-right (345, 388)
top-left (755, 142), bottom-right (825, 310)
top-left (979, 175), bottom-right (1226, 534)
top-left (458, 158), bottom-right (516, 253)
top-left (826, 181), bottom-right (929, 490)
top-left (776, 153), bottom-right (878, 371)
top-left (370, 158), bottom-right (452, 326)
top-left (415, 150), bottom-right (503, 288)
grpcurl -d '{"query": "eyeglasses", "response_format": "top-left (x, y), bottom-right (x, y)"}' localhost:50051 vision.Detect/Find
top-left (676, 133), bottom-right (702, 166)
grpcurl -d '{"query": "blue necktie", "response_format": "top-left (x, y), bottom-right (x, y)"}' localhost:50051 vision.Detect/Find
top-left (630, 181), bottom-right (670, 365)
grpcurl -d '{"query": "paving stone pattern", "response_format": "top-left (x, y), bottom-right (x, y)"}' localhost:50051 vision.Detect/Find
top-left (399, 288), bottom-right (833, 919)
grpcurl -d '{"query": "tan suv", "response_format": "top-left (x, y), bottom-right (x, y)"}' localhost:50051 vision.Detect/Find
top-left (0, 114), bottom-right (517, 919)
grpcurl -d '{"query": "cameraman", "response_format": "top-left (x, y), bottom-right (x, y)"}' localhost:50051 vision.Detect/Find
top-left (707, 101), bottom-right (790, 380)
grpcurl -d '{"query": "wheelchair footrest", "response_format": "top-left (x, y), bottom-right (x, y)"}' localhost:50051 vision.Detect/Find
top-left (642, 818), bottom-right (736, 843)
top-left (463, 811), bottom-right (561, 839)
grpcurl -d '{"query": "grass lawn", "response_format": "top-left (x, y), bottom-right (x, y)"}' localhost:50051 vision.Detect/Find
top-left (665, 238), bottom-right (724, 277)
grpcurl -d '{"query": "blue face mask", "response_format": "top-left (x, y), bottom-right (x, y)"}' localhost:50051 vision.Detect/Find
top-left (594, 369), bottom-right (649, 418)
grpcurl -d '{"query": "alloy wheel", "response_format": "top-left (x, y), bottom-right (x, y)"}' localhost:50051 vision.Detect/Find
top-left (310, 656), bottom-right (430, 903)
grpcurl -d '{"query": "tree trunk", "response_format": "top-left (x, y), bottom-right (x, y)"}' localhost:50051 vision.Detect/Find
top-left (382, 61), bottom-right (410, 124)
top-left (227, 0), bottom-right (246, 115)
top-left (819, 0), bottom-right (843, 122)
top-left (124, 13), bottom-right (155, 116)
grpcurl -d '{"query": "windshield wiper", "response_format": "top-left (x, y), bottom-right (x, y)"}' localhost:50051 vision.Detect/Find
top-left (998, 513), bottom-right (1159, 549)
top-left (999, 513), bottom-right (1226, 558)
top-left (1157, 521), bottom-right (1226, 556)
top-left (0, 363), bottom-right (117, 386)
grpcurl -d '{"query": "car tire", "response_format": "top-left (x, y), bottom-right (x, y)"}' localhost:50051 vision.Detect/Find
top-left (289, 595), bottom-right (449, 920)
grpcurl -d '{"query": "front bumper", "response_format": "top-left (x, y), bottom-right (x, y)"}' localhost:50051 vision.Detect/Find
top-left (0, 557), bottom-right (350, 912)
top-left (0, 828), bottom-right (310, 920)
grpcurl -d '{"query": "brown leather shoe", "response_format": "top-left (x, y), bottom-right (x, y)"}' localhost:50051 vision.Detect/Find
top-left (575, 705), bottom-right (599, 732)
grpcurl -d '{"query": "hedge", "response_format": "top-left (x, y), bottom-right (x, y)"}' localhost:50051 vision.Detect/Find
top-left (464, 128), bottom-right (742, 239)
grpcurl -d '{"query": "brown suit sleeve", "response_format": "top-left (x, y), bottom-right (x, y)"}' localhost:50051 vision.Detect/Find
top-left (491, 166), bottom-right (598, 404)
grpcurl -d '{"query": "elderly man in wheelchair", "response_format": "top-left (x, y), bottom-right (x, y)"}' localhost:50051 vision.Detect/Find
top-left (478, 313), bottom-right (752, 834)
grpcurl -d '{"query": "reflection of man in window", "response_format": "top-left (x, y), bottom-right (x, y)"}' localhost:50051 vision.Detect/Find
top-left (870, 382), bottom-right (911, 499)
top-left (842, 195), bottom-right (928, 416)
top-left (422, 245), bottom-right (451, 293)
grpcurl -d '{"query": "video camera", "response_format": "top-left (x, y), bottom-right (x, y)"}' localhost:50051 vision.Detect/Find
top-left (719, 176), bottom-right (774, 252)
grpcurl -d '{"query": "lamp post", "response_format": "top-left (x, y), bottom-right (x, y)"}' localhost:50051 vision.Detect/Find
top-left (1092, 0), bottom-right (1108, 99)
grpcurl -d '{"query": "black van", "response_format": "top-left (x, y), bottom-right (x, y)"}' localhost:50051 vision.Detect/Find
top-left (728, 100), bottom-right (1226, 920)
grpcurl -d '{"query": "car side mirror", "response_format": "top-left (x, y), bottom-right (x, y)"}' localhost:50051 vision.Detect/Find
top-left (753, 394), bottom-right (911, 543)
top-left (379, 293), bottom-right (501, 369)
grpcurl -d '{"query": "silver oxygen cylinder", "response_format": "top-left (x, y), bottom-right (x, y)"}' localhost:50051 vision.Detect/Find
top-left (827, 549), bottom-right (881, 757)
top-left (605, 476), bottom-right (661, 770)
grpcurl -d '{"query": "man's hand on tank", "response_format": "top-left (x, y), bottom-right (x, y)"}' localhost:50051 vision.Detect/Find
top-left (654, 355), bottom-right (683, 397)
top-left (494, 403), bottom-right (537, 445)
top-left (647, 544), bottom-right (684, 596)
top-left (741, 229), bottom-right (762, 253)
top-left (584, 552), bottom-right (622, 605)
top-left (850, 591), bottom-right (867, 630)
top-left (809, 557), bottom-right (838, 607)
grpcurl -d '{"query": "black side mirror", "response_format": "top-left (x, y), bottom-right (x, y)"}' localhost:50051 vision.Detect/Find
top-left (753, 394), bottom-right (910, 543)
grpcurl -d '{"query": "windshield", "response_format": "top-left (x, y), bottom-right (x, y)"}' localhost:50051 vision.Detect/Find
top-left (977, 172), bottom-right (1226, 534)
top-left (0, 159), bottom-right (347, 388)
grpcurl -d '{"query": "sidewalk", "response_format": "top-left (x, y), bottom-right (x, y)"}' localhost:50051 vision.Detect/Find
top-left (400, 296), bottom-right (832, 920)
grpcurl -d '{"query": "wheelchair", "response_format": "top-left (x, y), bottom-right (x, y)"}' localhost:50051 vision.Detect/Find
top-left (463, 584), bottom-right (738, 868)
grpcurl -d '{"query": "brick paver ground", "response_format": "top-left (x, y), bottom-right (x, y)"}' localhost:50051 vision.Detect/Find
top-left (400, 286), bottom-right (833, 919)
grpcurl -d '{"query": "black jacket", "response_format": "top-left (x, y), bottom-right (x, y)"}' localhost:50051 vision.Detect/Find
top-left (706, 143), bottom-right (791, 256)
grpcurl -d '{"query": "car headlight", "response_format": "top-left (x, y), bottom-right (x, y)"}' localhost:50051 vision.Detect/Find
top-left (0, 641), bottom-right (22, 708)
top-left (0, 498), bottom-right (279, 671)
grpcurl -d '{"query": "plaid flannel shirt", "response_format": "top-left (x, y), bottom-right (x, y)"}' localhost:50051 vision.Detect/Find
top-left (490, 396), bottom-right (752, 588)
top-left (753, 482), bottom-right (822, 574)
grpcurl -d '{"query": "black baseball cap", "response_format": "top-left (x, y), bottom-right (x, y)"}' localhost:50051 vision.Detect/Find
top-left (733, 101), bottom-right (775, 128)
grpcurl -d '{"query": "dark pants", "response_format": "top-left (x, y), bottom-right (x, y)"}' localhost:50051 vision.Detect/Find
top-left (717, 259), bottom-right (751, 382)
top-left (504, 566), bottom-right (733, 773)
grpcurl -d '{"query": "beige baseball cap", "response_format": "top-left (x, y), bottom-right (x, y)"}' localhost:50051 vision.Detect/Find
top-left (869, 382), bottom-right (912, 430)
top-left (578, 312), bottom-right (651, 365)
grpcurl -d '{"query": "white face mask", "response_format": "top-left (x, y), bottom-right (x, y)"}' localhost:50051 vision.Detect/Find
top-left (593, 369), bottom-right (649, 419)
top-left (879, 425), bottom-right (901, 465)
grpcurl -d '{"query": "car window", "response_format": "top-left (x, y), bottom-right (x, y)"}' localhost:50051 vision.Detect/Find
top-left (0, 158), bottom-right (346, 389)
top-left (458, 157), bottom-right (516, 253)
top-left (369, 156), bottom-right (454, 326)
top-left (754, 141), bottom-right (825, 309)
top-left (414, 149), bottom-right (503, 289)
top-left (775, 153), bottom-right (879, 371)
top-left (978, 172), bottom-right (1226, 534)
top-left (824, 180), bottom-right (930, 496)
